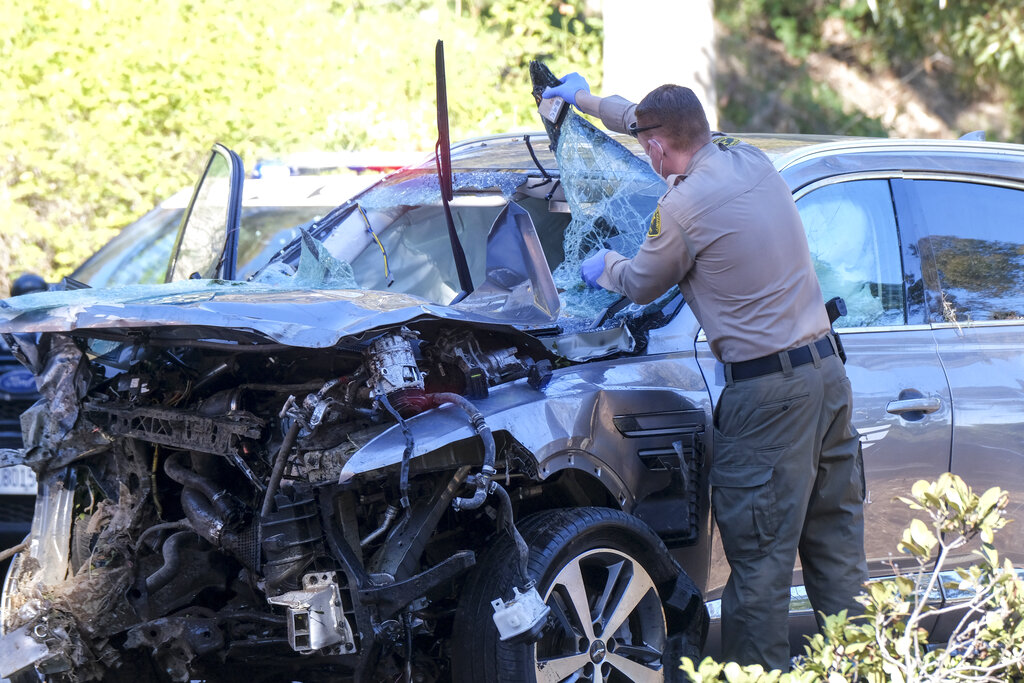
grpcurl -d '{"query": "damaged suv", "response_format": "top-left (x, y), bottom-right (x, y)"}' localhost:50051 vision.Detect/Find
top-left (5, 62), bottom-right (1024, 682)
top-left (0, 82), bottom-right (708, 680)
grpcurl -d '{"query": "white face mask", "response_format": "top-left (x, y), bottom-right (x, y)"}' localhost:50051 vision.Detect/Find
top-left (647, 138), bottom-right (665, 178)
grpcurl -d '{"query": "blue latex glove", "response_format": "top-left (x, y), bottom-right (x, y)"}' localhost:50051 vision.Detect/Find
top-left (580, 248), bottom-right (609, 288)
top-left (542, 72), bottom-right (590, 107)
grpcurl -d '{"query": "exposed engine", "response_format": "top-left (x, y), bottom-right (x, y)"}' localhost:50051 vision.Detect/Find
top-left (0, 324), bottom-right (552, 682)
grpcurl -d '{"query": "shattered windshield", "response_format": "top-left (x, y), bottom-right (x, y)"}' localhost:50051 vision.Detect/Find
top-left (358, 170), bottom-right (527, 210)
top-left (549, 113), bottom-right (663, 324)
top-left (271, 112), bottom-right (663, 327)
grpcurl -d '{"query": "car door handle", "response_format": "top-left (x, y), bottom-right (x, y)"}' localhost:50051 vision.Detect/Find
top-left (886, 397), bottom-right (941, 415)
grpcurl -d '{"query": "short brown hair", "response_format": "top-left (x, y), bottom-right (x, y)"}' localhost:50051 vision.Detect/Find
top-left (635, 85), bottom-right (711, 153)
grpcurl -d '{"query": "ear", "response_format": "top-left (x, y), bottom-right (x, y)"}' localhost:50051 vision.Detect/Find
top-left (648, 138), bottom-right (663, 156)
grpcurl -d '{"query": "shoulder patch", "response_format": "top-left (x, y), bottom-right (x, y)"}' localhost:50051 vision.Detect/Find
top-left (647, 208), bottom-right (662, 238)
top-left (715, 136), bottom-right (742, 149)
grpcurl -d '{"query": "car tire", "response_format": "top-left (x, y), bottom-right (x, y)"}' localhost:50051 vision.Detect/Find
top-left (6, 672), bottom-right (40, 683)
top-left (451, 506), bottom-right (690, 682)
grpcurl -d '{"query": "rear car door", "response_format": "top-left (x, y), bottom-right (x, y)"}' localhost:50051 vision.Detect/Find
top-left (901, 175), bottom-right (1024, 572)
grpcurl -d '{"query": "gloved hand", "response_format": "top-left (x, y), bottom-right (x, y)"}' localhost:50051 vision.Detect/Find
top-left (580, 248), bottom-right (609, 288)
top-left (543, 72), bottom-right (590, 107)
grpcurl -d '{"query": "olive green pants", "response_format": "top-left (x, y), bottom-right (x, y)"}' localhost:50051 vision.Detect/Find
top-left (712, 347), bottom-right (867, 671)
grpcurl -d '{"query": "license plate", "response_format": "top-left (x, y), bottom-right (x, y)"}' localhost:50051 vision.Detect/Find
top-left (0, 465), bottom-right (37, 495)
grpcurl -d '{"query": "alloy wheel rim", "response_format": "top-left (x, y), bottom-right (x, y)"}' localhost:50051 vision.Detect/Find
top-left (533, 548), bottom-right (666, 683)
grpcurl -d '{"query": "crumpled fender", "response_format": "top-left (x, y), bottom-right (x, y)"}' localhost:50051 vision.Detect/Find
top-left (0, 279), bottom-right (549, 349)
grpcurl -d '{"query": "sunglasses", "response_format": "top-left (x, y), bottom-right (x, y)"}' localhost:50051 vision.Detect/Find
top-left (627, 121), bottom-right (662, 138)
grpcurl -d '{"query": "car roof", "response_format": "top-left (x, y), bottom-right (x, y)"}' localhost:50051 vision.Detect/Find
top-left (156, 174), bottom-right (380, 211)
top-left (437, 130), bottom-right (1024, 190)
top-left (736, 134), bottom-right (1024, 191)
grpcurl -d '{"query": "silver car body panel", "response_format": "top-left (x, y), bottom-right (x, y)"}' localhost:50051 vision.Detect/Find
top-left (934, 322), bottom-right (1024, 570)
top-left (0, 280), bottom-right (550, 350)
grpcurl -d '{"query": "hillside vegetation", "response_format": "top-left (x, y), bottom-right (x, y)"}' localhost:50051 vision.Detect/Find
top-left (0, 0), bottom-right (600, 294)
top-left (716, 0), bottom-right (1022, 139)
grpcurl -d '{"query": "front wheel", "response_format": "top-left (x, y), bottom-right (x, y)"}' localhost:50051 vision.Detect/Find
top-left (452, 507), bottom-right (688, 682)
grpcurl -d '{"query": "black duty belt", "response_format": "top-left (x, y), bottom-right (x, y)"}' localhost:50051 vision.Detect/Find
top-left (728, 336), bottom-right (835, 381)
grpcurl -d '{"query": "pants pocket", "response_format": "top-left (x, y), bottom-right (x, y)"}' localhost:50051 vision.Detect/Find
top-left (710, 462), bottom-right (777, 560)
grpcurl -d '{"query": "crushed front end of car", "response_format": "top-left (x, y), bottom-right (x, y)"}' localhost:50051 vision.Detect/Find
top-left (0, 273), bottom-right (566, 681)
top-left (0, 267), bottom-right (706, 681)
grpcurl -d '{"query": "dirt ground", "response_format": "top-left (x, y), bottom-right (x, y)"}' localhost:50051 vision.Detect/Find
top-left (715, 19), bottom-right (1012, 141)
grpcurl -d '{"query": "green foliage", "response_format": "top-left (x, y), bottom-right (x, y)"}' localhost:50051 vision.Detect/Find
top-left (716, 30), bottom-right (888, 137)
top-left (0, 0), bottom-right (601, 295)
top-left (870, 1), bottom-right (1024, 129)
top-left (718, 0), bottom-right (1024, 138)
top-left (680, 473), bottom-right (1024, 682)
top-left (717, 0), bottom-right (873, 57)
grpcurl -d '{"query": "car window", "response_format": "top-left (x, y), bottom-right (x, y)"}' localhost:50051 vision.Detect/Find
top-left (235, 206), bottom-right (333, 280)
top-left (170, 147), bottom-right (242, 281)
top-left (796, 179), bottom-right (905, 327)
top-left (910, 179), bottom-right (1024, 323)
top-left (71, 208), bottom-right (184, 287)
top-left (350, 199), bottom-right (504, 303)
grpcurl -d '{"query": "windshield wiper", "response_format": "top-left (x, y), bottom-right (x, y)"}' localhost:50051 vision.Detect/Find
top-left (435, 40), bottom-right (474, 303)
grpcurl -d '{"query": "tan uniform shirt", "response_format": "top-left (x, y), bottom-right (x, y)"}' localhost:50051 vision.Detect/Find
top-left (592, 96), bottom-right (830, 363)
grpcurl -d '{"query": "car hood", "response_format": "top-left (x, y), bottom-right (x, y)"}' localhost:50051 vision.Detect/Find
top-left (0, 277), bottom-right (551, 350)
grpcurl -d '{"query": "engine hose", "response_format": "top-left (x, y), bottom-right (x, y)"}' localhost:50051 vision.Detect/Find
top-left (261, 420), bottom-right (302, 518)
top-left (145, 530), bottom-right (194, 593)
top-left (491, 482), bottom-right (529, 582)
top-left (361, 504), bottom-right (399, 548)
top-left (164, 451), bottom-right (218, 499)
top-left (135, 519), bottom-right (191, 552)
top-left (181, 486), bottom-right (226, 545)
top-left (377, 392), bottom-right (414, 508)
top-left (164, 451), bottom-right (239, 526)
top-left (428, 392), bottom-right (496, 511)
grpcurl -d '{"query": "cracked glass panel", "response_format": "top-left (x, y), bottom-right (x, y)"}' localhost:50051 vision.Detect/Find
top-left (358, 171), bottom-right (527, 211)
top-left (551, 113), bottom-right (664, 324)
top-left (254, 230), bottom-right (358, 289)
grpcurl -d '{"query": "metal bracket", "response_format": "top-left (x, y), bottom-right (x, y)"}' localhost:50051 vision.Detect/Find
top-left (266, 572), bottom-right (356, 654)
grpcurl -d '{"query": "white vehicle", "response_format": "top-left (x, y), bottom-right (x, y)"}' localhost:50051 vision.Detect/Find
top-left (73, 173), bottom-right (383, 288)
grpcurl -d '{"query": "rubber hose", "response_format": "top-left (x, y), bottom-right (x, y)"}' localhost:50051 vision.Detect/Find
top-left (429, 392), bottom-right (495, 511)
top-left (164, 451), bottom-right (238, 525)
top-left (491, 482), bottom-right (529, 581)
top-left (261, 421), bottom-right (302, 518)
top-left (135, 519), bottom-right (191, 552)
top-left (164, 451), bottom-right (219, 498)
top-left (181, 486), bottom-right (225, 546)
top-left (145, 530), bottom-right (194, 593)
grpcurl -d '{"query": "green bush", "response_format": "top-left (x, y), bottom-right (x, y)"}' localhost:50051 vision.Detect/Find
top-left (717, 0), bottom-right (1024, 140)
top-left (0, 0), bottom-right (601, 295)
top-left (680, 473), bottom-right (1024, 682)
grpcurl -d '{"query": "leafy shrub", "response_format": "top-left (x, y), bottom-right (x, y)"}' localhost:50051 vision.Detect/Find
top-left (680, 473), bottom-right (1024, 682)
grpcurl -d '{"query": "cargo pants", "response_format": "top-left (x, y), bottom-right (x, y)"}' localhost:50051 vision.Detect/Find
top-left (711, 342), bottom-right (868, 671)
